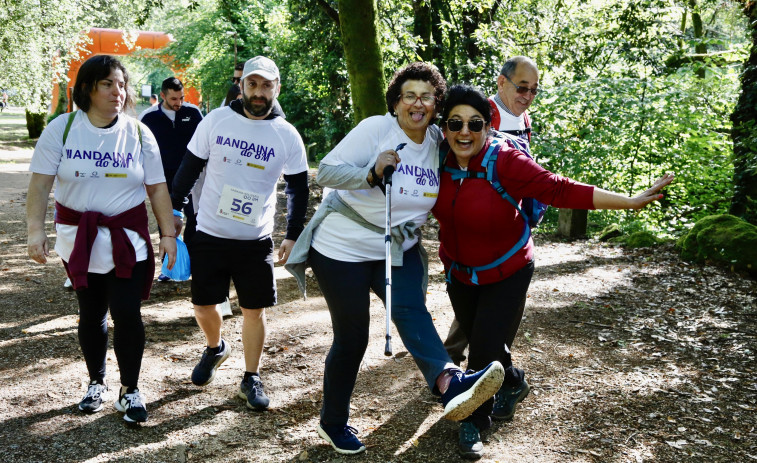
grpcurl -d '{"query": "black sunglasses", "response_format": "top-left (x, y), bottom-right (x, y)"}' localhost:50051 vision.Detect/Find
top-left (446, 119), bottom-right (485, 133)
top-left (505, 75), bottom-right (540, 96)
top-left (231, 77), bottom-right (241, 84)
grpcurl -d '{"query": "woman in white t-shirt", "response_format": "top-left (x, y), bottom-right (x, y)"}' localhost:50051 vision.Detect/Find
top-left (26, 55), bottom-right (177, 424)
top-left (286, 63), bottom-right (505, 455)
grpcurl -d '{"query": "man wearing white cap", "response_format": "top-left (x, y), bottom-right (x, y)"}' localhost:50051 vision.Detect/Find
top-left (170, 56), bottom-right (309, 410)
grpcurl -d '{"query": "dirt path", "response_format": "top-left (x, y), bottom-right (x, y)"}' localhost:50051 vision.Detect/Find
top-left (0, 115), bottom-right (755, 462)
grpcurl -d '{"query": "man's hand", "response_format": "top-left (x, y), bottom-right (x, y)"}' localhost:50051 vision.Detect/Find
top-left (277, 239), bottom-right (295, 264)
top-left (173, 215), bottom-right (184, 237)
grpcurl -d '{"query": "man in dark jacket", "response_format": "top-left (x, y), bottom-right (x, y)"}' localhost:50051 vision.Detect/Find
top-left (140, 77), bottom-right (203, 243)
top-left (140, 77), bottom-right (203, 282)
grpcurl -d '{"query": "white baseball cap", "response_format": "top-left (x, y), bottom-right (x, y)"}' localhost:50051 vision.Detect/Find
top-left (241, 56), bottom-right (280, 82)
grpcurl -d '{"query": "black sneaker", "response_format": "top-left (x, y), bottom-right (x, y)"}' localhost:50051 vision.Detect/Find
top-left (458, 422), bottom-right (484, 460)
top-left (317, 422), bottom-right (366, 455)
top-left (191, 339), bottom-right (231, 386)
top-left (114, 387), bottom-right (148, 423)
top-left (441, 361), bottom-right (505, 421)
top-left (78, 380), bottom-right (107, 413)
top-left (491, 378), bottom-right (530, 421)
top-left (238, 374), bottom-right (270, 410)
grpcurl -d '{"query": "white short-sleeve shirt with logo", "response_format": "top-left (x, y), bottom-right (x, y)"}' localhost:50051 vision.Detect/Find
top-left (187, 106), bottom-right (308, 240)
top-left (29, 111), bottom-right (164, 273)
top-left (313, 113), bottom-right (442, 262)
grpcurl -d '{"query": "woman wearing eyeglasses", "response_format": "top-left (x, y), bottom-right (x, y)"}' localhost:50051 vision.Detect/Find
top-left (432, 84), bottom-right (674, 459)
top-left (286, 64), bottom-right (506, 455)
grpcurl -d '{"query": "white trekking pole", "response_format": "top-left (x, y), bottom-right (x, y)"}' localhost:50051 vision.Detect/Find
top-left (384, 143), bottom-right (406, 357)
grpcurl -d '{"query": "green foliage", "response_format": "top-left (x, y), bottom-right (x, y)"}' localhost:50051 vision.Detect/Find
top-left (25, 109), bottom-right (46, 138)
top-left (676, 214), bottom-right (757, 276)
top-left (533, 71), bottom-right (737, 236)
top-left (0, 0), bottom-right (149, 112)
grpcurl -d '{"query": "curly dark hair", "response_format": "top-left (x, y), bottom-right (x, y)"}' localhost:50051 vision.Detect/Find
top-left (440, 84), bottom-right (492, 124)
top-left (385, 62), bottom-right (446, 116)
top-left (72, 55), bottom-right (135, 113)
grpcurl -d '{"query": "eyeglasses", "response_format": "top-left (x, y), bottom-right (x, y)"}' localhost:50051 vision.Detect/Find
top-left (400, 93), bottom-right (436, 106)
top-left (505, 75), bottom-right (540, 96)
top-left (231, 77), bottom-right (241, 84)
top-left (446, 119), bottom-right (485, 133)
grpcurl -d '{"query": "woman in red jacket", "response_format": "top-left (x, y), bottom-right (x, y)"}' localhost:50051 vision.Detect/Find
top-left (432, 84), bottom-right (673, 459)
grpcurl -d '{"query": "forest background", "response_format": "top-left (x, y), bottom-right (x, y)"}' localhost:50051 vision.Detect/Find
top-left (0, 0), bottom-right (755, 237)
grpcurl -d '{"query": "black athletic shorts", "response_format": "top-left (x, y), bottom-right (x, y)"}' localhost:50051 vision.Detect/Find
top-left (189, 231), bottom-right (276, 309)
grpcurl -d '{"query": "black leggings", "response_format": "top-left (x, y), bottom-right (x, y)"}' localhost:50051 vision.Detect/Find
top-left (447, 260), bottom-right (534, 430)
top-left (73, 260), bottom-right (148, 388)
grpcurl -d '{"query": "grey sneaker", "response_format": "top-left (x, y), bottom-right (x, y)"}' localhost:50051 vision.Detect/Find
top-left (238, 374), bottom-right (270, 410)
top-left (218, 298), bottom-right (232, 317)
top-left (79, 380), bottom-right (107, 413)
top-left (114, 387), bottom-right (147, 423)
top-left (191, 339), bottom-right (231, 386)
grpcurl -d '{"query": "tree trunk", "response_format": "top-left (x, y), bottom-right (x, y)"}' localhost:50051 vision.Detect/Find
top-left (461, 6), bottom-right (481, 63)
top-left (413, 0), bottom-right (432, 62)
top-left (730, 2), bottom-right (757, 225)
top-left (689, 0), bottom-right (707, 78)
top-left (337, 0), bottom-right (386, 123)
top-left (25, 109), bottom-right (47, 139)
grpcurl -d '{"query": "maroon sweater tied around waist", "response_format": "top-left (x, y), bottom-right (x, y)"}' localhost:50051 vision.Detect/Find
top-left (54, 201), bottom-right (155, 300)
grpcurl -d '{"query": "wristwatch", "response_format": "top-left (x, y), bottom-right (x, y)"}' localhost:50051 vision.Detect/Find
top-left (367, 164), bottom-right (381, 188)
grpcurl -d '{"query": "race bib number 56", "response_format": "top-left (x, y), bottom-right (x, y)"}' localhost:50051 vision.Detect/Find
top-left (216, 184), bottom-right (264, 226)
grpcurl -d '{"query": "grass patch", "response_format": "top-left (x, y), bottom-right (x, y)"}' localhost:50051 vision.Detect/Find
top-left (0, 107), bottom-right (38, 151)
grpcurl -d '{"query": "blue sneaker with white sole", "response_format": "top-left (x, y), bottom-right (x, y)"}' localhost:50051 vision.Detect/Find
top-left (318, 422), bottom-right (366, 455)
top-left (191, 339), bottom-right (230, 386)
top-left (441, 361), bottom-right (505, 421)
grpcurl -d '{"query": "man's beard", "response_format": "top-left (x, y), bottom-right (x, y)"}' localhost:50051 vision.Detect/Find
top-left (243, 93), bottom-right (273, 117)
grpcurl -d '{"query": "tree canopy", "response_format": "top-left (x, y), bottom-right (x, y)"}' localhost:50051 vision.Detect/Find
top-left (1, 0), bottom-right (753, 229)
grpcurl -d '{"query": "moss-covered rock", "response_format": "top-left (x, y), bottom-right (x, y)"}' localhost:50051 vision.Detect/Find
top-left (598, 224), bottom-right (622, 241)
top-left (608, 231), bottom-right (661, 248)
top-left (625, 231), bottom-right (662, 248)
top-left (676, 214), bottom-right (757, 276)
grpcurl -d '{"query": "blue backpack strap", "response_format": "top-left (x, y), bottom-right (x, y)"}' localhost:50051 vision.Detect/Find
top-left (444, 137), bottom-right (532, 285)
top-left (447, 223), bottom-right (530, 285)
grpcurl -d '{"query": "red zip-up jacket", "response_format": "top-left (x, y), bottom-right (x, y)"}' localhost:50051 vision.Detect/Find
top-left (432, 138), bottom-right (595, 286)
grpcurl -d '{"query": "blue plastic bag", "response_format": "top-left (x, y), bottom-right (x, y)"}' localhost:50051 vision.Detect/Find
top-left (161, 236), bottom-right (191, 281)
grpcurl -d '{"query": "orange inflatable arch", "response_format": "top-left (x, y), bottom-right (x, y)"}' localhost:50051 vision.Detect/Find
top-left (53, 28), bottom-right (200, 113)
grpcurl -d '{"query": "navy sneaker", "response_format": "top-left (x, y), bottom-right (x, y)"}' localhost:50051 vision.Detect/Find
top-left (491, 378), bottom-right (530, 421)
top-left (441, 361), bottom-right (504, 421)
top-left (317, 422), bottom-right (366, 455)
top-left (157, 273), bottom-right (171, 282)
top-left (238, 374), bottom-right (270, 410)
top-left (458, 422), bottom-right (484, 460)
top-left (78, 380), bottom-right (107, 413)
top-left (191, 340), bottom-right (231, 386)
top-left (114, 387), bottom-right (148, 423)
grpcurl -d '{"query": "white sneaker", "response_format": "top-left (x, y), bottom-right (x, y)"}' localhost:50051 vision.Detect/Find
top-left (218, 297), bottom-right (232, 317)
top-left (114, 387), bottom-right (148, 423)
top-left (63, 278), bottom-right (72, 289)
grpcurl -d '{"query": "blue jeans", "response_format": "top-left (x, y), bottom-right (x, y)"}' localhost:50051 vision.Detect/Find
top-left (310, 245), bottom-right (455, 426)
